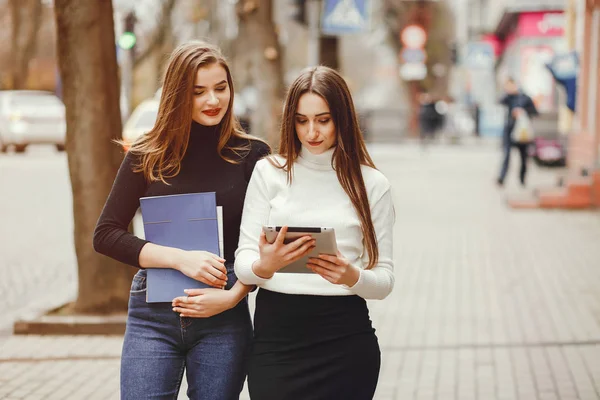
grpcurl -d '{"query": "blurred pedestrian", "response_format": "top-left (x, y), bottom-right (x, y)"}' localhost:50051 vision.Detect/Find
top-left (234, 66), bottom-right (395, 400)
top-left (497, 77), bottom-right (538, 187)
top-left (418, 92), bottom-right (446, 148)
top-left (93, 41), bottom-right (270, 399)
top-left (418, 92), bottom-right (437, 147)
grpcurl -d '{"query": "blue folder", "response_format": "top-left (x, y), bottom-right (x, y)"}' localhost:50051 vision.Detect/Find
top-left (139, 192), bottom-right (220, 303)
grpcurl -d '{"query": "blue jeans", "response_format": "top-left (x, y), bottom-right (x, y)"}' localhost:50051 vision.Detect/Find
top-left (120, 268), bottom-right (252, 400)
top-left (498, 139), bottom-right (530, 185)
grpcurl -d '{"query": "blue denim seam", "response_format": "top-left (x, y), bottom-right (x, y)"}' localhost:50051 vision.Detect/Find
top-left (173, 360), bottom-right (185, 400)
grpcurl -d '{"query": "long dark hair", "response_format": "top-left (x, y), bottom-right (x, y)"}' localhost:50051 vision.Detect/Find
top-left (275, 66), bottom-right (379, 269)
top-left (125, 41), bottom-right (267, 183)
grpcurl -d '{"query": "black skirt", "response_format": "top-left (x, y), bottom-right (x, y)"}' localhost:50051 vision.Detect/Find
top-left (248, 289), bottom-right (381, 400)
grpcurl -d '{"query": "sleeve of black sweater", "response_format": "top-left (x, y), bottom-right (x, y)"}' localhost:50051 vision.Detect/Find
top-left (93, 151), bottom-right (149, 268)
top-left (243, 140), bottom-right (271, 182)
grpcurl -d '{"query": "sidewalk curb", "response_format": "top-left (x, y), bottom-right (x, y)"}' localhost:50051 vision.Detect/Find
top-left (14, 314), bottom-right (126, 335)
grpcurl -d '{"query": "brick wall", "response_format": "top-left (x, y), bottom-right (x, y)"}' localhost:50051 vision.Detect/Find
top-left (567, 132), bottom-right (597, 177)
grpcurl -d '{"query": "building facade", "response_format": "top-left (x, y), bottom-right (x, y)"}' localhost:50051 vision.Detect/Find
top-left (512, 0), bottom-right (600, 208)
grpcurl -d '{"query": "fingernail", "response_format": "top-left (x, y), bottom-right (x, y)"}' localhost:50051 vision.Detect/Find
top-left (184, 289), bottom-right (190, 293)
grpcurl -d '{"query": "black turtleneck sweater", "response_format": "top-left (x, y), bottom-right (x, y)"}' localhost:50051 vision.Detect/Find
top-left (93, 121), bottom-right (270, 268)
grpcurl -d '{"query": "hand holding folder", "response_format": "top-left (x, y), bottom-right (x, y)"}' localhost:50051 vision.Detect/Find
top-left (139, 192), bottom-right (224, 303)
top-left (174, 250), bottom-right (227, 288)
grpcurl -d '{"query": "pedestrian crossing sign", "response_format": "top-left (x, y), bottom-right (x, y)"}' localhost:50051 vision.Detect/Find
top-left (321, 0), bottom-right (370, 35)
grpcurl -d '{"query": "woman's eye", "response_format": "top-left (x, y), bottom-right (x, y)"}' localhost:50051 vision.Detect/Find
top-left (216, 87), bottom-right (226, 92)
top-left (194, 92), bottom-right (204, 96)
top-left (296, 119), bottom-right (308, 124)
top-left (318, 119), bottom-right (330, 124)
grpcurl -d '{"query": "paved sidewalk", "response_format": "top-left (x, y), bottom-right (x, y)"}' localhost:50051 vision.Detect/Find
top-left (1, 143), bottom-right (600, 399)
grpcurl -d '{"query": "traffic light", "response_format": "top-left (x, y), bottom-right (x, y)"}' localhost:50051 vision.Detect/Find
top-left (118, 12), bottom-right (137, 50)
top-left (289, 0), bottom-right (306, 25)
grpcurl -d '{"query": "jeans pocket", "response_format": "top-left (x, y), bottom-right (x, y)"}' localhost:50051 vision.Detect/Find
top-left (130, 270), bottom-right (147, 294)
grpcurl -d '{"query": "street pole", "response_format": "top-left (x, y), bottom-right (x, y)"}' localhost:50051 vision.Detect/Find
top-left (121, 47), bottom-right (133, 122)
top-left (307, 0), bottom-right (321, 66)
top-left (119, 12), bottom-right (136, 123)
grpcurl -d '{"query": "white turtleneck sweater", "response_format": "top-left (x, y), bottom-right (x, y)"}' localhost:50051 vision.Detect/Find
top-left (234, 147), bottom-right (395, 300)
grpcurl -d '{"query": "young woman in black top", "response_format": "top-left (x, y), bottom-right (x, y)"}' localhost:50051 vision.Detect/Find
top-left (93, 41), bottom-right (269, 400)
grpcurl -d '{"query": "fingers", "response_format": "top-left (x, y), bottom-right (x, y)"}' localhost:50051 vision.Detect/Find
top-left (172, 300), bottom-right (203, 310)
top-left (206, 258), bottom-right (227, 276)
top-left (193, 268), bottom-right (226, 288)
top-left (173, 288), bottom-right (217, 305)
top-left (307, 256), bottom-right (337, 271)
top-left (184, 288), bottom-right (207, 297)
top-left (205, 270), bottom-right (227, 288)
top-left (275, 226), bottom-right (288, 245)
top-left (285, 235), bottom-right (314, 252)
top-left (188, 266), bottom-right (226, 288)
top-left (287, 239), bottom-right (316, 262)
top-left (172, 295), bottom-right (201, 308)
top-left (259, 230), bottom-right (268, 245)
top-left (208, 252), bottom-right (226, 263)
top-left (200, 251), bottom-right (225, 263)
top-left (317, 253), bottom-right (342, 265)
top-left (172, 306), bottom-right (205, 318)
top-left (307, 263), bottom-right (338, 282)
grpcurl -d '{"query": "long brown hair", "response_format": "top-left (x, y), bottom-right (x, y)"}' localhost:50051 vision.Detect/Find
top-left (127, 41), bottom-right (266, 183)
top-left (276, 66), bottom-right (379, 269)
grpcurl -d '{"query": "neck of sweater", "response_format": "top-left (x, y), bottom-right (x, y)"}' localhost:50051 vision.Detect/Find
top-left (297, 146), bottom-right (335, 171)
top-left (187, 120), bottom-right (220, 154)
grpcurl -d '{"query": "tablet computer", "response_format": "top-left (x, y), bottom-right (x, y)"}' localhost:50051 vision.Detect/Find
top-left (262, 226), bottom-right (338, 274)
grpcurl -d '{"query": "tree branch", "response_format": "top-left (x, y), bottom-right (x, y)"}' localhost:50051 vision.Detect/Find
top-left (133, 0), bottom-right (177, 67)
top-left (22, 0), bottom-right (43, 71)
top-left (9, 0), bottom-right (43, 89)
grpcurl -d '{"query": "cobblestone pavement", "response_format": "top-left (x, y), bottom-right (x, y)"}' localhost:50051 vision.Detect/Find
top-left (0, 148), bottom-right (76, 335)
top-left (1, 143), bottom-right (599, 399)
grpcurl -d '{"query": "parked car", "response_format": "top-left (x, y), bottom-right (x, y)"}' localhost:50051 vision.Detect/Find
top-left (0, 90), bottom-right (66, 153)
top-left (121, 98), bottom-right (159, 151)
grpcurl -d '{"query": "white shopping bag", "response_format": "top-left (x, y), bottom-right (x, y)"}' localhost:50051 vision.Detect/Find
top-left (511, 112), bottom-right (535, 143)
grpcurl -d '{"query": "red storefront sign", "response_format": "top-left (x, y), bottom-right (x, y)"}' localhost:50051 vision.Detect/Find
top-left (518, 12), bottom-right (565, 37)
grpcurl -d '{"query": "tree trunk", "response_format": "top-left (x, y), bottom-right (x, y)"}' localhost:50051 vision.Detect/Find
top-left (54, 0), bottom-right (135, 314)
top-left (9, 0), bottom-right (43, 89)
top-left (236, 0), bottom-right (284, 145)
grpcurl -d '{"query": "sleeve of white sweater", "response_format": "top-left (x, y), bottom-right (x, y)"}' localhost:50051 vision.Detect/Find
top-left (349, 186), bottom-right (395, 300)
top-left (234, 160), bottom-right (272, 286)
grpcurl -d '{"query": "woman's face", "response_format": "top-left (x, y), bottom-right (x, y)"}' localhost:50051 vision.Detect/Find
top-left (192, 63), bottom-right (230, 126)
top-left (294, 92), bottom-right (336, 154)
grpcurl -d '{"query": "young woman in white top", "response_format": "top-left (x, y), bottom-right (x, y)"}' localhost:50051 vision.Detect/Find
top-left (234, 66), bottom-right (395, 399)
